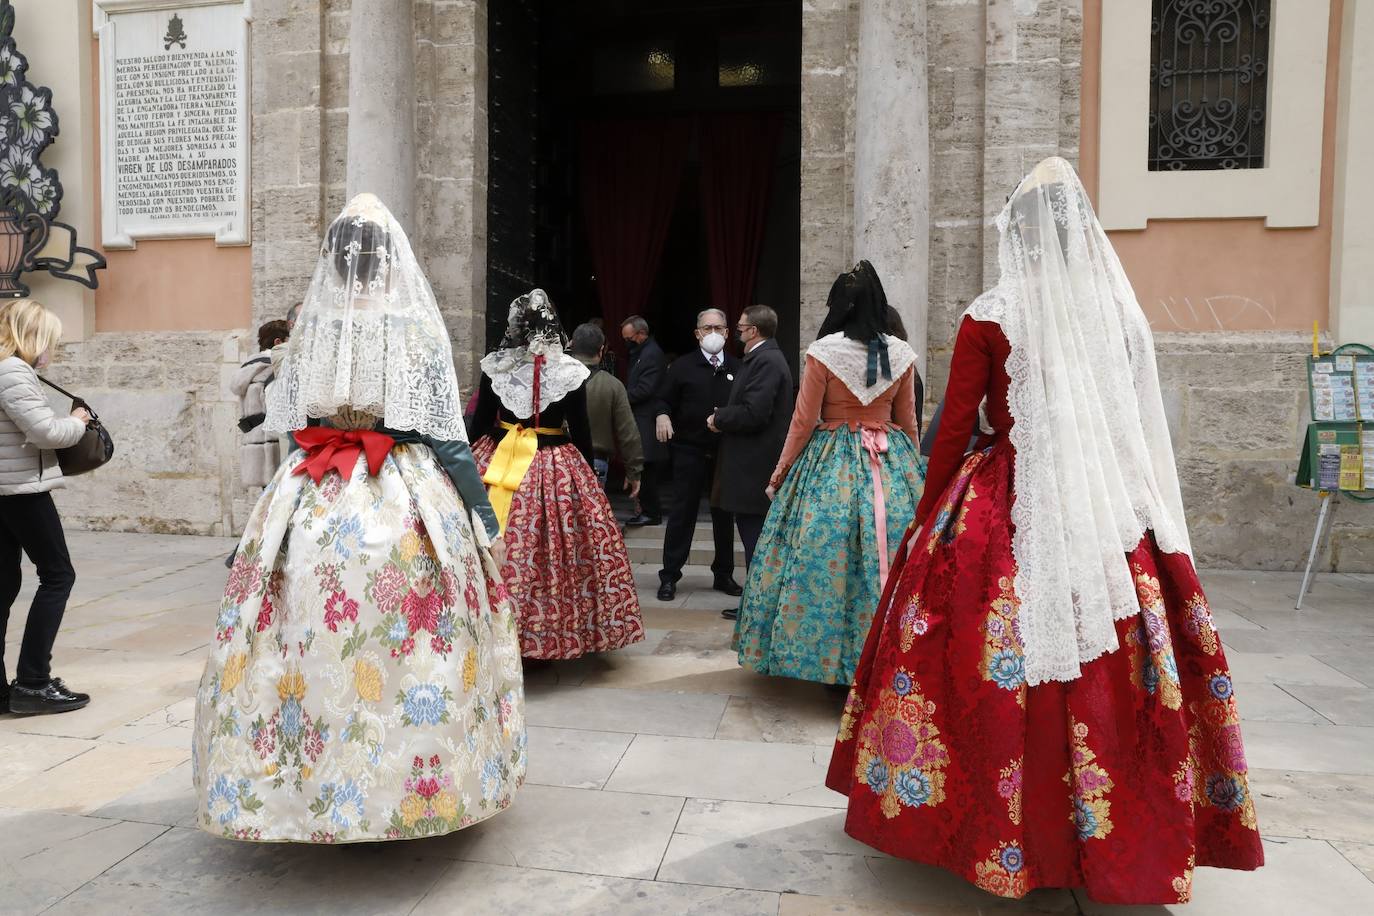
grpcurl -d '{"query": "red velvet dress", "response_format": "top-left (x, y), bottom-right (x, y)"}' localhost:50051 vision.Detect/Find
top-left (826, 317), bottom-right (1264, 904)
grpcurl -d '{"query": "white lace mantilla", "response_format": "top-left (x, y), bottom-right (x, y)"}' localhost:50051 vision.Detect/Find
top-left (481, 345), bottom-right (590, 418)
top-left (967, 156), bottom-right (1193, 687)
top-left (265, 194), bottom-right (469, 442)
top-left (806, 333), bottom-right (916, 406)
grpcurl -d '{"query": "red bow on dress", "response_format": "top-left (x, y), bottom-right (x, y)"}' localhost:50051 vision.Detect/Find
top-left (292, 427), bottom-right (396, 484)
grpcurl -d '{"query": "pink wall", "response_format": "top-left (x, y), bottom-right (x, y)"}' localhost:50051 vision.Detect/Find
top-left (1080, 0), bottom-right (1343, 332)
top-left (90, 40), bottom-right (252, 333)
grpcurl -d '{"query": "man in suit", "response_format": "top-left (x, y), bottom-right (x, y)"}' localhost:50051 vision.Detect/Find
top-left (709, 305), bottom-right (795, 620)
top-left (620, 315), bottom-right (667, 526)
top-left (654, 308), bottom-right (744, 603)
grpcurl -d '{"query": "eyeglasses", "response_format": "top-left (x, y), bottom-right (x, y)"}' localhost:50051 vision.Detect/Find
top-left (736, 324), bottom-right (756, 332)
top-left (697, 324), bottom-right (727, 333)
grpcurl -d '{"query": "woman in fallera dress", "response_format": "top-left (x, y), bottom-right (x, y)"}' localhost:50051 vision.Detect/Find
top-left (469, 290), bottom-right (644, 659)
top-left (827, 158), bottom-right (1263, 903)
top-left (734, 262), bottom-right (925, 685)
top-left (192, 194), bottom-right (525, 843)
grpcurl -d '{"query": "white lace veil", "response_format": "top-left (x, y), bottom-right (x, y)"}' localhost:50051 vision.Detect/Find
top-left (265, 193), bottom-right (467, 442)
top-left (479, 289), bottom-right (589, 418)
top-left (965, 156), bottom-right (1192, 686)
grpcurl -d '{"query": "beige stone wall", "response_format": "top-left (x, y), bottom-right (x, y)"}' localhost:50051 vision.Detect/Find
top-left (1156, 331), bottom-right (1373, 571)
top-left (922, 0), bottom-right (1083, 402)
top-left (798, 0), bottom-right (857, 347)
top-left (47, 330), bottom-right (256, 537)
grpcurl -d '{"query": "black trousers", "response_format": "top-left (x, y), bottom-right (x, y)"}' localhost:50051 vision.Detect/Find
top-left (0, 491), bottom-right (76, 689)
top-left (638, 459), bottom-right (663, 519)
top-left (659, 443), bottom-right (734, 584)
top-left (735, 512), bottom-right (766, 570)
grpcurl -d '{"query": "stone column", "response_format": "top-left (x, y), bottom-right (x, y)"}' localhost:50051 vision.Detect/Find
top-left (853, 0), bottom-right (930, 371)
top-left (1332, 0), bottom-right (1374, 346)
top-left (345, 0), bottom-right (416, 232)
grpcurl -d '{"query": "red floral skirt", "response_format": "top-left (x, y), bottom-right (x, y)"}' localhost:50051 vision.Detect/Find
top-left (826, 442), bottom-right (1264, 904)
top-left (473, 437), bottom-right (644, 659)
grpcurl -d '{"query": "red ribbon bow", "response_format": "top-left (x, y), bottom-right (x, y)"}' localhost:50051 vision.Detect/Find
top-left (292, 427), bottom-right (396, 484)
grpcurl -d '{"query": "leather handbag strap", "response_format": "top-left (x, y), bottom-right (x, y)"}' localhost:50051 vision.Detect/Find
top-left (37, 374), bottom-right (76, 399)
top-left (38, 375), bottom-right (97, 418)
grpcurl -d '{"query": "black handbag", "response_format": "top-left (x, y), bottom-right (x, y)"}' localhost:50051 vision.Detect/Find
top-left (38, 376), bottom-right (115, 476)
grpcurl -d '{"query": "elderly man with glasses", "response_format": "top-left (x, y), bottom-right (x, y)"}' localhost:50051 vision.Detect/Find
top-left (652, 308), bottom-right (744, 603)
top-left (707, 305), bottom-right (795, 620)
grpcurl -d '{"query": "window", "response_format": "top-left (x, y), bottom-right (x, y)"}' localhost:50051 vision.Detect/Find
top-left (1148, 0), bottom-right (1271, 171)
top-left (592, 42), bottom-right (676, 95)
top-left (717, 34), bottom-right (796, 89)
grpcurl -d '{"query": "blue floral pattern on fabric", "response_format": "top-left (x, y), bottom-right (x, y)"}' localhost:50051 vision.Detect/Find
top-left (734, 427), bottom-right (925, 685)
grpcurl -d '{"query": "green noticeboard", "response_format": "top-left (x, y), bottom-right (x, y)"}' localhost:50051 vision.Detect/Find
top-left (1297, 342), bottom-right (1374, 495)
top-left (1296, 422), bottom-right (1373, 492)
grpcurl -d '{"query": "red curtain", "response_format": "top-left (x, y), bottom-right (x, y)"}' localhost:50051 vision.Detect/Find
top-left (580, 118), bottom-right (691, 363)
top-left (699, 113), bottom-right (784, 328)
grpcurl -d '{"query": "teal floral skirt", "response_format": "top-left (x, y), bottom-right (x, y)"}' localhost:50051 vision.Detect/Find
top-left (734, 426), bottom-right (925, 685)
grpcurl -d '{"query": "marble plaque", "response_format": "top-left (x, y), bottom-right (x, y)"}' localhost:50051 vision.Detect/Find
top-left (97, 1), bottom-right (251, 248)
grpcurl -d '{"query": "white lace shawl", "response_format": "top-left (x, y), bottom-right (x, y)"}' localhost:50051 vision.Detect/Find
top-left (806, 333), bottom-right (917, 405)
top-left (265, 194), bottom-right (468, 442)
top-left (480, 343), bottom-right (590, 419)
top-left (966, 156), bottom-right (1192, 686)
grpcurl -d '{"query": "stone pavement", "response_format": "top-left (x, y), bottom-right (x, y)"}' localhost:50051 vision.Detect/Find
top-left (2, 531), bottom-right (1373, 915)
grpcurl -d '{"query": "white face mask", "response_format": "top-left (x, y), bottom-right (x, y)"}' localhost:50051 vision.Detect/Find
top-left (700, 332), bottom-right (726, 355)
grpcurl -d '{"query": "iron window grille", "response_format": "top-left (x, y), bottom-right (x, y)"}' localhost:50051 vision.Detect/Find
top-left (1148, 0), bottom-right (1271, 171)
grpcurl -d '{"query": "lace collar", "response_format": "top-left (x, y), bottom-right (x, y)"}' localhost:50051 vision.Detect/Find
top-left (480, 345), bottom-right (590, 418)
top-left (806, 333), bottom-right (916, 406)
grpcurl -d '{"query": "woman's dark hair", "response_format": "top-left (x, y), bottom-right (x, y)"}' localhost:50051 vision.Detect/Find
top-left (257, 319), bottom-right (290, 352)
top-left (818, 261), bottom-right (897, 386)
top-left (885, 305), bottom-right (908, 341)
top-left (817, 260), bottom-right (889, 344)
top-left (325, 215), bottom-right (392, 287)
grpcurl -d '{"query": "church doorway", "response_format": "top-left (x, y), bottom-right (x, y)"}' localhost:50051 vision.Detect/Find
top-left (485, 0), bottom-right (802, 371)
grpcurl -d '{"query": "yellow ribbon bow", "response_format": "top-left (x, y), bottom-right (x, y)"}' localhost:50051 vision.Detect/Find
top-left (482, 419), bottom-right (564, 533)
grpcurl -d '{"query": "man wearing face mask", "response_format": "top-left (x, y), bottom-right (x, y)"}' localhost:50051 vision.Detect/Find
top-left (708, 305), bottom-right (795, 620)
top-left (653, 309), bottom-right (743, 603)
top-left (620, 316), bottom-right (667, 526)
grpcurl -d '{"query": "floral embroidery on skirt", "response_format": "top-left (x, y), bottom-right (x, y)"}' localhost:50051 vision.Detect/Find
top-left (827, 442), bottom-right (1264, 904)
top-left (193, 445), bottom-right (526, 843)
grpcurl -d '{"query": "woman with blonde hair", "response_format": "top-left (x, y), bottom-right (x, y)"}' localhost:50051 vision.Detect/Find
top-left (0, 299), bottom-right (92, 716)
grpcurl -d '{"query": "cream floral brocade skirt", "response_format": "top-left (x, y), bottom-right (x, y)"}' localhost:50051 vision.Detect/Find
top-left (192, 444), bottom-right (526, 843)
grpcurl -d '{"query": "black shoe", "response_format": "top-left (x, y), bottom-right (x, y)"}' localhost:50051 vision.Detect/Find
top-left (8, 678), bottom-right (90, 715)
top-left (0, 693), bottom-right (8, 715)
top-left (713, 578), bottom-right (743, 597)
top-left (624, 514), bottom-right (662, 527)
top-left (721, 608), bottom-right (739, 620)
top-left (656, 581), bottom-right (676, 602)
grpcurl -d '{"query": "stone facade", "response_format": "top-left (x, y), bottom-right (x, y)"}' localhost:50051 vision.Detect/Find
top-left (250, 0), bottom-right (489, 388)
top-left (48, 0), bottom-right (1372, 569)
top-left (47, 331), bottom-right (256, 537)
top-left (923, 0), bottom-right (1083, 399)
top-left (1157, 332), bottom-right (1374, 571)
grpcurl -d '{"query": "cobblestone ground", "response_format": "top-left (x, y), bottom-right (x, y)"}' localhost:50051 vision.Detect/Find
top-left (2, 530), bottom-right (1372, 915)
